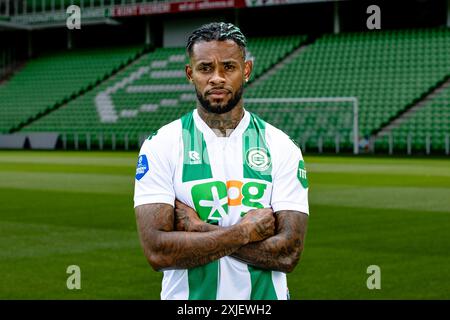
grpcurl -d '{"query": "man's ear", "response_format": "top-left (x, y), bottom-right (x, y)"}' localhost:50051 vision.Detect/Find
top-left (185, 64), bottom-right (194, 83)
top-left (244, 59), bottom-right (253, 83)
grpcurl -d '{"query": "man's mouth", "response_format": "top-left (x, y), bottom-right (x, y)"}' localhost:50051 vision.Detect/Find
top-left (207, 89), bottom-right (230, 98)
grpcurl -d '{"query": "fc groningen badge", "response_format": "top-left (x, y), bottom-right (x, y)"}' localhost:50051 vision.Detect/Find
top-left (245, 147), bottom-right (271, 171)
top-left (297, 160), bottom-right (308, 188)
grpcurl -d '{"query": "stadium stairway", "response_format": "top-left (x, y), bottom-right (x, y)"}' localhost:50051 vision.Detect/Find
top-left (0, 61), bottom-right (27, 86)
top-left (373, 75), bottom-right (450, 154)
top-left (248, 37), bottom-right (315, 89)
top-left (0, 45), bottom-right (147, 134)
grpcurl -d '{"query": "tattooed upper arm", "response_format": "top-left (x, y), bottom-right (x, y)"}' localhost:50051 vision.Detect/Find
top-left (276, 210), bottom-right (308, 237)
top-left (273, 210), bottom-right (308, 272)
top-left (135, 203), bottom-right (174, 270)
top-left (276, 210), bottom-right (308, 249)
top-left (135, 203), bottom-right (174, 232)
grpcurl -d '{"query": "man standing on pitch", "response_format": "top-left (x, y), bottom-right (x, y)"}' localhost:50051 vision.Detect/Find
top-left (134, 22), bottom-right (309, 300)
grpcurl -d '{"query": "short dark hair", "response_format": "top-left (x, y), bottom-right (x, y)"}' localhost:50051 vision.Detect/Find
top-left (186, 22), bottom-right (247, 59)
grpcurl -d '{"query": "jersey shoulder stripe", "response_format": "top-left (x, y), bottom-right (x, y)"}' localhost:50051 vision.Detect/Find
top-left (243, 112), bottom-right (273, 182)
top-left (180, 111), bottom-right (212, 182)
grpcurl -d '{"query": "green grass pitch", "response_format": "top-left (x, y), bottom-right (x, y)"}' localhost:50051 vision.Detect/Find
top-left (0, 151), bottom-right (449, 299)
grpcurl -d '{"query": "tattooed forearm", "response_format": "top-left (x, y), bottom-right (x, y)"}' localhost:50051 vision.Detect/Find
top-left (135, 203), bottom-right (275, 271)
top-left (180, 209), bottom-right (308, 273)
top-left (232, 211), bottom-right (308, 273)
top-left (135, 203), bottom-right (249, 270)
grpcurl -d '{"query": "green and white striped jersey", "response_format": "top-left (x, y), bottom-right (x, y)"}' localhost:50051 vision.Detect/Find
top-left (134, 108), bottom-right (309, 300)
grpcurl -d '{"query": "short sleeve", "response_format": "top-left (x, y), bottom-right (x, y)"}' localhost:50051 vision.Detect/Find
top-left (133, 132), bottom-right (175, 208)
top-left (270, 138), bottom-right (309, 215)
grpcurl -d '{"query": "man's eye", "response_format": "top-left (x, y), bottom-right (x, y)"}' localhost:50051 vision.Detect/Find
top-left (200, 66), bottom-right (211, 72)
top-left (225, 65), bottom-right (235, 71)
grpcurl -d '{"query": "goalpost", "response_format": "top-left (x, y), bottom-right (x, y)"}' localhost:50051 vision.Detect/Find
top-left (245, 97), bottom-right (359, 154)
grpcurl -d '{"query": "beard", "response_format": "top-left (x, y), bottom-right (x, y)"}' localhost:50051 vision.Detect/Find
top-left (195, 83), bottom-right (244, 115)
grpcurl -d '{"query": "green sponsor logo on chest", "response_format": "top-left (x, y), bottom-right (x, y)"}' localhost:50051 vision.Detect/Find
top-left (191, 180), bottom-right (268, 224)
top-left (191, 181), bottom-right (228, 223)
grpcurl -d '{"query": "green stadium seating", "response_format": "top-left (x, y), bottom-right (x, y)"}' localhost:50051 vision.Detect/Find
top-left (7, 28), bottom-right (450, 153)
top-left (378, 82), bottom-right (450, 153)
top-left (245, 28), bottom-right (450, 151)
top-left (0, 46), bottom-right (144, 133)
top-left (20, 35), bottom-right (306, 148)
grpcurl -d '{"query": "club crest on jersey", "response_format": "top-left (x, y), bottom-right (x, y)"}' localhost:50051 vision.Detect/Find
top-left (135, 155), bottom-right (149, 180)
top-left (245, 147), bottom-right (271, 171)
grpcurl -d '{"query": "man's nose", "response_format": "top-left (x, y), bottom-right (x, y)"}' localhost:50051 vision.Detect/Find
top-left (209, 69), bottom-right (226, 85)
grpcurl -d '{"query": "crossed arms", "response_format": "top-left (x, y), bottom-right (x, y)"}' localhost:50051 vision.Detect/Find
top-left (135, 201), bottom-right (308, 273)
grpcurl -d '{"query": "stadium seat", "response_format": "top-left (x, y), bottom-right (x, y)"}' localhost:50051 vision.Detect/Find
top-left (0, 46), bottom-right (144, 133)
top-left (19, 36), bottom-right (307, 145)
